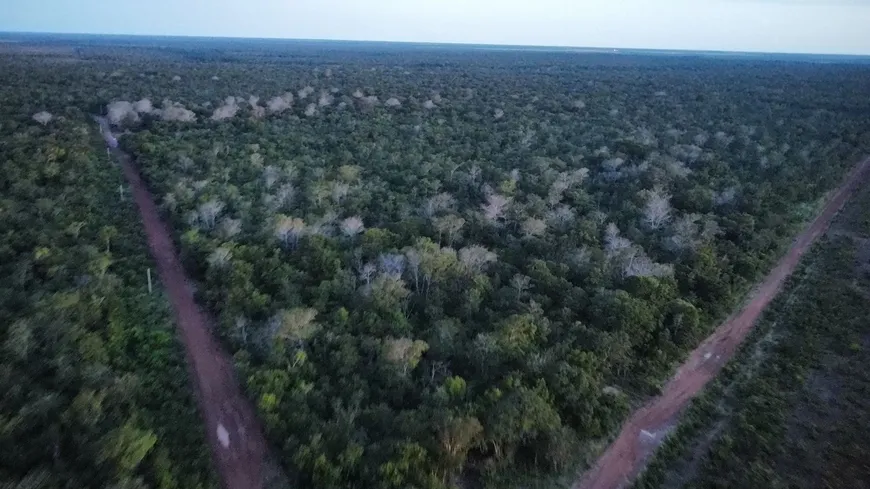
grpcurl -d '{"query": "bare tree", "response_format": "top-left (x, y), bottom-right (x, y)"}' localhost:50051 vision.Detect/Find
top-left (700, 218), bottom-right (721, 242)
top-left (439, 416), bottom-right (483, 470)
top-left (275, 307), bottom-right (319, 346)
top-left (338, 165), bottom-right (361, 183)
top-left (308, 211), bottom-right (337, 237)
top-left (107, 101), bottom-right (139, 126)
top-left (262, 166), bottom-right (280, 189)
top-left (133, 98), bottom-right (153, 114)
top-left (197, 200), bottom-right (225, 229)
top-left (468, 165), bottom-right (482, 187)
top-left (331, 182), bottom-right (350, 204)
top-left (340, 216), bottom-right (365, 237)
top-left (547, 178), bottom-right (571, 207)
top-left (217, 217), bottom-right (242, 240)
top-left (378, 253), bottom-right (406, 278)
top-left (670, 144), bottom-right (704, 163)
top-left (384, 337), bottom-right (429, 376)
top-left (622, 252), bottom-right (673, 278)
top-left (267, 93), bottom-right (294, 113)
top-left (546, 168), bottom-right (587, 206)
top-left (234, 316), bottom-right (250, 345)
top-left (473, 332), bottom-right (497, 356)
top-left (211, 96), bottom-right (240, 121)
top-left (510, 274), bottom-right (532, 301)
top-left (602, 157), bottom-right (625, 172)
top-left (665, 213), bottom-right (701, 252)
top-left (318, 91), bottom-right (334, 107)
top-left (433, 215), bottom-right (466, 246)
top-left (248, 95), bottom-right (265, 119)
top-left (32, 111), bottom-right (53, 125)
top-left (663, 157), bottom-right (692, 178)
top-left (158, 100), bottom-right (196, 122)
top-left (207, 246), bottom-right (233, 269)
top-left (272, 183), bottom-right (296, 211)
top-left (275, 215), bottom-right (306, 249)
top-left (604, 223), bottom-right (673, 278)
top-left (521, 217), bottom-right (547, 238)
top-left (405, 249), bottom-right (422, 291)
top-left (358, 262), bottom-right (377, 287)
top-left (566, 246), bottom-right (592, 269)
top-left (546, 205), bottom-right (576, 232)
top-left (481, 194), bottom-right (510, 223)
top-left (604, 223), bottom-right (632, 254)
top-left (459, 245), bottom-right (497, 273)
top-left (666, 213), bottom-right (720, 252)
top-left (421, 192), bottom-right (456, 219)
top-left (641, 186), bottom-right (672, 230)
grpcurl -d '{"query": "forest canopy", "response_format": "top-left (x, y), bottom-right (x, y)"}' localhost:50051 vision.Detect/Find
top-left (1, 36), bottom-right (869, 489)
top-left (0, 83), bottom-right (215, 488)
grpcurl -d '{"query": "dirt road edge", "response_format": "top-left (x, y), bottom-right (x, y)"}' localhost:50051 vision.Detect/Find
top-left (100, 119), bottom-right (284, 489)
top-left (574, 157), bottom-right (870, 489)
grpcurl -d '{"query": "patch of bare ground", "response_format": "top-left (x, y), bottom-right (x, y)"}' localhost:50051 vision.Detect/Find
top-left (774, 287), bottom-right (870, 488)
top-left (656, 266), bottom-right (811, 489)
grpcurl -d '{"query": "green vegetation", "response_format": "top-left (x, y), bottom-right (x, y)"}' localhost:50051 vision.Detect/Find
top-left (634, 185), bottom-right (870, 489)
top-left (0, 92), bottom-right (216, 486)
top-left (1, 36), bottom-right (870, 489)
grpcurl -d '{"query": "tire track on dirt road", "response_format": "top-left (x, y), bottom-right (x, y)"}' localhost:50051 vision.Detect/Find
top-left (99, 119), bottom-right (284, 489)
top-left (574, 156), bottom-right (870, 489)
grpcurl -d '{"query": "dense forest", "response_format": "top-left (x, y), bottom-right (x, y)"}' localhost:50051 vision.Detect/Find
top-left (634, 181), bottom-right (870, 489)
top-left (2, 35), bottom-right (870, 489)
top-left (0, 71), bottom-right (216, 488)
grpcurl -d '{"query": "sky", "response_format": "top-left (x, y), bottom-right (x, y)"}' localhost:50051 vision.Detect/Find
top-left (1, 0), bottom-right (868, 55)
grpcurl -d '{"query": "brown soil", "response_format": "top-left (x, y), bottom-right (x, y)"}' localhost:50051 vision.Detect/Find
top-left (113, 141), bottom-right (275, 489)
top-left (574, 156), bottom-right (870, 489)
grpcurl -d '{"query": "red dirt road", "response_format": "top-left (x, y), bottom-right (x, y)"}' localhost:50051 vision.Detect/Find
top-left (116, 147), bottom-right (273, 489)
top-left (575, 157), bottom-right (870, 489)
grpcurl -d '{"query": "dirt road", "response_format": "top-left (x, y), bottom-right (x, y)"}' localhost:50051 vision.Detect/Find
top-left (101, 121), bottom-right (276, 489)
top-left (575, 157), bottom-right (870, 489)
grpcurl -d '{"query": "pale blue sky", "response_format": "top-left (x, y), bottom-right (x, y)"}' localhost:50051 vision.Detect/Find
top-left (1, 0), bottom-right (868, 55)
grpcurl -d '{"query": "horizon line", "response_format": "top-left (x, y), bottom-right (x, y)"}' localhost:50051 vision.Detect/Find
top-left (2, 29), bottom-right (870, 59)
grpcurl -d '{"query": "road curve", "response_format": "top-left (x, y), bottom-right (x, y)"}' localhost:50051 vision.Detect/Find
top-left (574, 156), bottom-right (870, 489)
